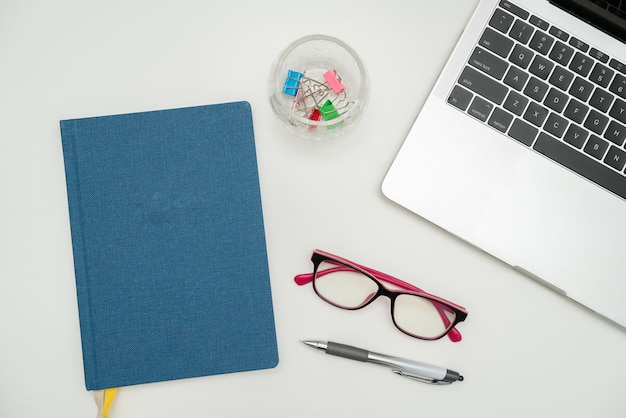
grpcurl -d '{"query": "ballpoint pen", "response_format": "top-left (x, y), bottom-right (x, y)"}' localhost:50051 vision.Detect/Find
top-left (301, 340), bottom-right (464, 384)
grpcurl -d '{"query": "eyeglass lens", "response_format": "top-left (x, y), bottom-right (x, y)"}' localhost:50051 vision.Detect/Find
top-left (314, 260), bottom-right (456, 339)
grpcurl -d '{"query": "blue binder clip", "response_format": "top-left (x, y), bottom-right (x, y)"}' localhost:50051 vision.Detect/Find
top-left (283, 70), bottom-right (304, 96)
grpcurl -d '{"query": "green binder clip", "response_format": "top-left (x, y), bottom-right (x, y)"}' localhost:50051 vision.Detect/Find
top-left (320, 100), bottom-right (340, 120)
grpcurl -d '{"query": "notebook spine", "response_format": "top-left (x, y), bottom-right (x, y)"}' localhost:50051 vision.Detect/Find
top-left (60, 120), bottom-right (98, 389)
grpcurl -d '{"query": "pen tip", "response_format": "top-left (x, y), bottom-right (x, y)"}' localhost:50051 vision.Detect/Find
top-left (301, 340), bottom-right (327, 350)
top-left (458, 375), bottom-right (464, 381)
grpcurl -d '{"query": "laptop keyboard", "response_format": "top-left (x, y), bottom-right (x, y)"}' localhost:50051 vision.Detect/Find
top-left (447, 0), bottom-right (626, 199)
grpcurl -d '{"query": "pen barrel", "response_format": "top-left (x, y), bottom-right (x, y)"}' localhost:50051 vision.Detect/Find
top-left (368, 352), bottom-right (448, 381)
top-left (326, 342), bottom-right (369, 362)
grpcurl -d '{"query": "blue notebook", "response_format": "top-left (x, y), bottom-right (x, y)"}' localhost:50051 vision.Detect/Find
top-left (60, 101), bottom-right (279, 390)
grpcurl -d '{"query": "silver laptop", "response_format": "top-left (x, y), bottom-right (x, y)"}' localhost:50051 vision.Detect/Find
top-left (383, 0), bottom-right (626, 328)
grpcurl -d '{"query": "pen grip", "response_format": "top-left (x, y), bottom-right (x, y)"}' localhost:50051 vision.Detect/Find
top-left (326, 341), bottom-right (369, 362)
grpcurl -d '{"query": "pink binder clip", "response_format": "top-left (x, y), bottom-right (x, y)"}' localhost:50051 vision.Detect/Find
top-left (323, 69), bottom-right (345, 94)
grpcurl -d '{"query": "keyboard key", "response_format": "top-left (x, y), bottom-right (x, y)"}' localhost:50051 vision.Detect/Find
top-left (564, 124), bottom-right (589, 148)
top-left (529, 15), bottom-right (549, 31)
top-left (584, 135), bottom-right (609, 160)
top-left (610, 98), bottom-right (626, 123)
top-left (529, 30), bottom-right (554, 55)
top-left (549, 66), bottom-right (574, 91)
top-left (504, 90), bottom-right (529, 115)
top-left (534, 132), bottom-right (626, 200)
top-left (529, 55), bottom-right (554, 79)
top-left (569, 76), bottom-right (594, 101)
top-left (609, 58), bottom-right (625, 74)
top-left (479, 27), bottom-right (515, 58)
top-left (510, 44), bottom-right (534, 69)
top-left (544, 88), bottom-right (569, 112)
top-left (604, 120), bottom-right (626, 146)
top-left (468, 96), bottom-right (494, 121)
top-left (524, 102), bottom-right (549, 127)
top-left (509, 20), bottom-right (534, 44)
top-left (589, 47), bottom-right (609, 63)
top-left (499, 0), bottom-right (530, 19)
top-left (548, 26), bottom-right (569, 41)
top-left (605, 146), bottom-right (626, 172)
top-left (509, 118), bottom-right (538, 146)
top-left (589, 88), bottom-right (615, 112)
top-left (549, 41), bottom-right (575, 66)
top-left (564, 98), bottom-right (589, 124)
top-left (448, 85), bottom-right (473, 111)
top-left (469, 47), bottom-right (509, 80)
top-left (524, 76), bottom-right (549, 101)
top-left (569, 37), bottom-right (589, 52)
top-left (544, 112), bottom-right (569, 138)
top-left (504, 66), bottom-right (529, 91)
top-left (609, 73), bottom-right (626, 99)
top-left (589, 63), bottom-right (615, 88)
top-left (488, 107), bottom-right (514, 132)
top-left (569, 52), bottom-right (594, 77)
top-left (584, 109), bottom-right (609, 135)
top-left (458, 66), bottom-right (509, 105)
top-left (489, 8), bottom-right (515, 33)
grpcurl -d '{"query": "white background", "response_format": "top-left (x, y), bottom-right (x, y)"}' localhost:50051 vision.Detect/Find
top-left (1, 0), bottom-right (625, 417)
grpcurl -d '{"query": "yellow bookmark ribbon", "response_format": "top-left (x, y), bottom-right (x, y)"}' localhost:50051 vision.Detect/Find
top-left (94, 388), bottom-right (118, 418)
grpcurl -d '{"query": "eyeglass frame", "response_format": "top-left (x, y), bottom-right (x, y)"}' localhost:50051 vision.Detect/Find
top-left (294, 249), bottom-right (468, 342)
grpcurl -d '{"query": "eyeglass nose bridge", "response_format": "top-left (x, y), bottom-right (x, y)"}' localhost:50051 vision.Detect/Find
top-left (369, 285), bottom-right (458, 340)
top-left (374, 285), bottom-right (395, 302)
top-left (359, 285), bottom-right (428, 339)
top-left (362, 282), bottom-right (401, 313)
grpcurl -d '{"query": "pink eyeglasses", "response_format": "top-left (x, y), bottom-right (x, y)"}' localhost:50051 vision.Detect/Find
top-left (294, 249), bottom-right (468, 342)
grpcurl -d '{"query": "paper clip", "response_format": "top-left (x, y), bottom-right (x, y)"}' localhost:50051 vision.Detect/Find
top-left (299, 76), bottom-right (331, 106)
top-left (283, 70), bottom-right (304, 96)
top-left (292, 88), bottom-right (314, 116)
top-left (322, 69), bottom-right (345, 94)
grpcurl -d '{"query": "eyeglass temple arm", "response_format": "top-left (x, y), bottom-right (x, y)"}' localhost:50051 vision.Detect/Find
top-left (294, 267), bottom-right (463, 343)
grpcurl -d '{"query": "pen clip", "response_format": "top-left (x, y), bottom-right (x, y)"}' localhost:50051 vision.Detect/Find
top-left (392, 369), bottom-right (452, 385)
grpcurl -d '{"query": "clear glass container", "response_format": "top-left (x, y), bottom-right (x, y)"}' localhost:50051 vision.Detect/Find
top-left (269, 35), bottom-right (369, 139)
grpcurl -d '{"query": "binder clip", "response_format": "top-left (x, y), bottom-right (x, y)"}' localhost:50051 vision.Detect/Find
top-left (309, 108), bottom-right (322, 121)
top-left (283, 70), bottom-right (304, 96)
top-left (308, 108), bottom-right (322, 131)
top-left (320, 100), bottom-right (340, 120)
top-left (322, 69), bottom-right (345, 94)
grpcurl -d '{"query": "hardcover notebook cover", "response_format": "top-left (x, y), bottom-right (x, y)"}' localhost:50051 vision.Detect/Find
top-left (60, 101), bottom-right (279, 390)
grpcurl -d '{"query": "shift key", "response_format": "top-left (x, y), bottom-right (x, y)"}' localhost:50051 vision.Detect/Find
top-left (458, 66), bottom-right (509, 105)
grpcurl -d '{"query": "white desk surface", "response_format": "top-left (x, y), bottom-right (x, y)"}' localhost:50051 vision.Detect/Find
top-left (2, 0), bottom-right (625, 417)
